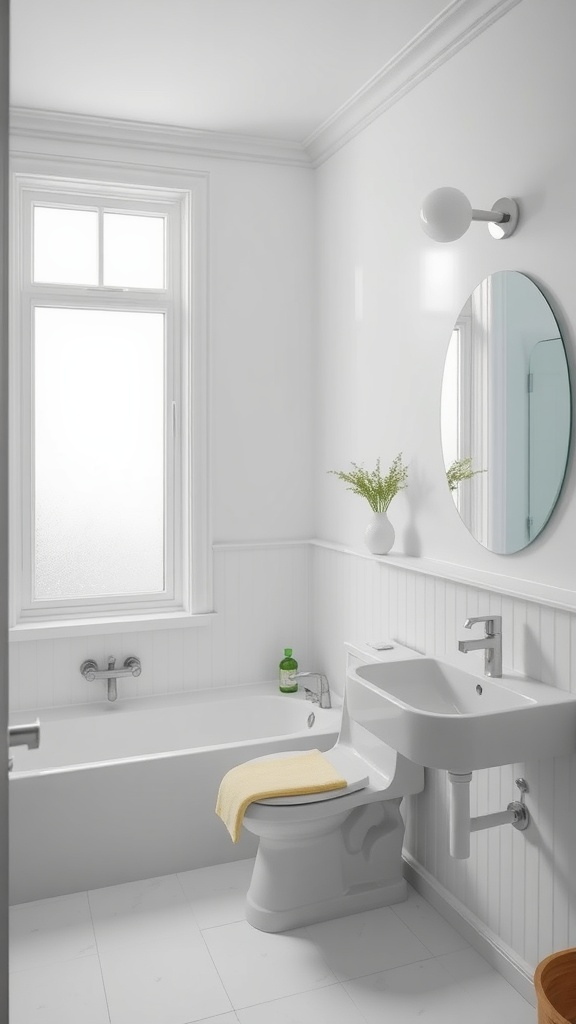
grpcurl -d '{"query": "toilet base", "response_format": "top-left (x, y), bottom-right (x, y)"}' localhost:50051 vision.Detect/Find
top-left (243, 796), bottom-right (408, 932)
top-left (246, 877), bottom-right (407, 932)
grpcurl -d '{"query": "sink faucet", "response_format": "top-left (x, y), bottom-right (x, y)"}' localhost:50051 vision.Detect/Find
top-left (289, 672), bottom-right (332, 709)
top-left (458, 615), bottom-right (502, 678)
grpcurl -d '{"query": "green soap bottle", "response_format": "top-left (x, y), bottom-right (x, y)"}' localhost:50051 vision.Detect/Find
top-left (279, 648), bottom-right (298, 693)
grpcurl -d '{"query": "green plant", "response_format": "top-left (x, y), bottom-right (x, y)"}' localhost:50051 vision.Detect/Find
top-left (446, 457), bottom-right (485, 491)
top-left (329, 453), bottom-right (408, 513)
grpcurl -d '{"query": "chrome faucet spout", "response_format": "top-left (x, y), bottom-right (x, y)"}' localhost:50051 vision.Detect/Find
top-left (288, 671), bottom-right (332, 709)
top-left (107, 657), bottom-right (117, 702)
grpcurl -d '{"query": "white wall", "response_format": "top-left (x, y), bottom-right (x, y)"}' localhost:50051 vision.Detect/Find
top-left (10, 544), bottom-right (311, 711)
top-left (314, 0), bottom-right (576, 588)
top-left (312, 0), bottom-right (576, 979)
top-left (9, 134), bottom-right (315, 709)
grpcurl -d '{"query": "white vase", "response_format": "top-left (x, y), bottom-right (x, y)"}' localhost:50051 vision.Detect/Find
top-left (364, 510), bottom-right (395, 555)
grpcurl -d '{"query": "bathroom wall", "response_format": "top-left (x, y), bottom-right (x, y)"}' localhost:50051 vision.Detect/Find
top-left (312, 0), bottom-right (576, 977)
top-left (9, 130), bottom-right (315, 709)
top-left (314, 0), bottom-right (576, 588)
top-left (10, 544), bottom-right (311, 710)
top-left (0, 0), bottom-right (9, 1010)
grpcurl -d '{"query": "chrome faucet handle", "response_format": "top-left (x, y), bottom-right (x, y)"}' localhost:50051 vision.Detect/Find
top-left (464, 615), bottom-right (502, 635)
top-left (80, 659), bottom-right (98, 682)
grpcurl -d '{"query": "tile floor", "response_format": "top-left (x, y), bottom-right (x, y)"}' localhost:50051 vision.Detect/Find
top-left (9, 858), bottom-right (535, 1024)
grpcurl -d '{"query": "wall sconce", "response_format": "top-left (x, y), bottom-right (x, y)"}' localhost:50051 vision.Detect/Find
top-left (420, 187), bottom-right (519, 242)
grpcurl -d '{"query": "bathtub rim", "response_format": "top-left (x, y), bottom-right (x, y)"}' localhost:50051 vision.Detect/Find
top-left (9, 681), bottom-right (342, 779)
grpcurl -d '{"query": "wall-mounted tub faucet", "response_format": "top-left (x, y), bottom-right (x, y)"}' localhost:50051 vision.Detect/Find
top-left (80, 656), bottom-right (142, 702)
top-left (457, 615), bottom-right (502, 678)
top-left (289, 671), bottom-right (332, 709)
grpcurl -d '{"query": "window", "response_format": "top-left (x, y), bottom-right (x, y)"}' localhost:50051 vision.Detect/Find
top-left (11, 172), bottom-right (209, 631)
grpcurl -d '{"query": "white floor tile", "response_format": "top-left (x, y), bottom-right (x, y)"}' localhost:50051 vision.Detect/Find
top-left (9, 869), bottom-right (536, 1024)
top-left (235, 983), bottom-right (368, 1024)
top-left (193, 1016), bottom-right (239, 1024)
top-left (202, 920), bottom-right (337, 1009)
top-left (343, 950), bottom-right (534, 1024)
top-left (9, 892), bottom-right (97, 973)
top-left (9, 954), bottom-right (110, 1024)
top-left (89, 873), bottom-right (232, 1024)
top-left (89, 872), bottom-right (199, 955)
top-left (99, 935), bottom-right (232, 1024)
top-left (391, 885), bottom-right (469, 955)
top-left (305, 905), bottom-right (433, 981)
top-left (178, 859), bottom-right (254, 929)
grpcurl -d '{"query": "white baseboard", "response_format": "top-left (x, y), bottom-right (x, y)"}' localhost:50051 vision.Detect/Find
top-left (402, 852), bottom-right (536, 1007)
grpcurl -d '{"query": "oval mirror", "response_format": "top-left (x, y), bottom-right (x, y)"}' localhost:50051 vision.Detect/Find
top-left (441, 271), bottom-right (571, 554)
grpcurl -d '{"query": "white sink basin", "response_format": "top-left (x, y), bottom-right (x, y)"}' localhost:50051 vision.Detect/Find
top-left (346, 654), bottom-right (576, 773)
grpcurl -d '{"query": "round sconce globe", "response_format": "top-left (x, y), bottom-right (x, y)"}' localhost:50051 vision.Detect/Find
top-left (420, 187), bottom-right (472, 242)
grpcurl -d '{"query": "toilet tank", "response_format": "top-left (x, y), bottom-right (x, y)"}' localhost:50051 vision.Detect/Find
top-left (341, 644), bottom-right (424, 794)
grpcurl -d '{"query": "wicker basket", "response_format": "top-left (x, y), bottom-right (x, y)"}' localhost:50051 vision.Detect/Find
top-left (535, 949), bottom-right (576, 1024)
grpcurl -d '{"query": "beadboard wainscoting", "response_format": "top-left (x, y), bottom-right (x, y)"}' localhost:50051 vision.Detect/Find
top-left (310, 542), bottom-right (576, 990)
top-left (9, 543), bottom-right (311, 711)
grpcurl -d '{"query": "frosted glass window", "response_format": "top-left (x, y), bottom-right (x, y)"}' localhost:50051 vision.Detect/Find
top-left (34, 307), bottom-right (165, 600)
top-left (33, 206), bottom-right (98, 285)
top-left (103, 213), bottom-right (165, 289)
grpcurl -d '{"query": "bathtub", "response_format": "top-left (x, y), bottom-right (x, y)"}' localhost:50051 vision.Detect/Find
top-left (9, 684), bottom-right (341, 905)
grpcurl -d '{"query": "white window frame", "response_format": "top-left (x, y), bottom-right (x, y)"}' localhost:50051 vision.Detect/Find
top-left (10, 168), bottom-right (211, 636)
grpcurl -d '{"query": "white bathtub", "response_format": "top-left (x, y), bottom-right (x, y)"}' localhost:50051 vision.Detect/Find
top-left (9, 684), bottom-right (341, 905)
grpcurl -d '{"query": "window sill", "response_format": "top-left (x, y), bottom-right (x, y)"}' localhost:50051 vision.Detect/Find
top-left (9, 611), bottom-right (217, 642)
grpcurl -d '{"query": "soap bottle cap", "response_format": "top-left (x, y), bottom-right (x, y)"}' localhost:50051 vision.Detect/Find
top-left (284, 648), bottom-right (292, 657)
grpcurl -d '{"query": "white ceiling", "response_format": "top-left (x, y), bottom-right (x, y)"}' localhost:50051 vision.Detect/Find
top-left (10, 0), bottom-right (448, 142)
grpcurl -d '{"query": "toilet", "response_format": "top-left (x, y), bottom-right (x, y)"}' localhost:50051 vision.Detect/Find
top-left (241, 649), bottom-right (425, 932)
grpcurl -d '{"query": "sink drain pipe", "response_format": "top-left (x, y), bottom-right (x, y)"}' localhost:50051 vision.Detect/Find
top-left (448, 774), bottom-right (529, 859)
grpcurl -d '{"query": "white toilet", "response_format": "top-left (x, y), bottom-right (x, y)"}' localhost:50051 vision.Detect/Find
top-left (241, 653), bottom-right (425, 933)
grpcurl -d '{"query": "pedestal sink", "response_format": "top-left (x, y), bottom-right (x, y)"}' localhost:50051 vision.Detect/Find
top-left (346, 651), bottom-right (576, 773)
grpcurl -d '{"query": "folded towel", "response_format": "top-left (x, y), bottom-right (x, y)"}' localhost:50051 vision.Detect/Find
top-left (215, 749), bottom-right (347, 842)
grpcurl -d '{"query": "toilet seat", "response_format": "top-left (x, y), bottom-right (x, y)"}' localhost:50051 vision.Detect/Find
top-left (251, 746), bottom-right (370, 806)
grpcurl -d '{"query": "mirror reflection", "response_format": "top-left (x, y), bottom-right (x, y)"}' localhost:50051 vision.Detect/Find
top-left (441, 271), bottom-right (571, 554)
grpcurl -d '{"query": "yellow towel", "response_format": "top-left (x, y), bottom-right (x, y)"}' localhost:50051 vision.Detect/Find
top-left (215, 749), bottom-right (347, 842)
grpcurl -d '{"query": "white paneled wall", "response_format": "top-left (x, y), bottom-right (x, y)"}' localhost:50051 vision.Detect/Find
top-left (311, 543), bottom-right (576, 972)
top-left (9, 544), bottom-right (311, 711)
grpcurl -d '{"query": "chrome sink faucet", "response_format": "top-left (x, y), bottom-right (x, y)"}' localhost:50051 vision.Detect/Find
top-left (458, 615), bottom-right (502, 678)
top-left (289, 672), bottom-right (332, 709)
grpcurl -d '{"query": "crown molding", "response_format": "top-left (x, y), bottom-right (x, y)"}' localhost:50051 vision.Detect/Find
top-left (10, 0), bottom-right (525, 171)
top-left (9, 107), bottom-right (311, 168)
top-left (305, 0), bottom-right (525, 167)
